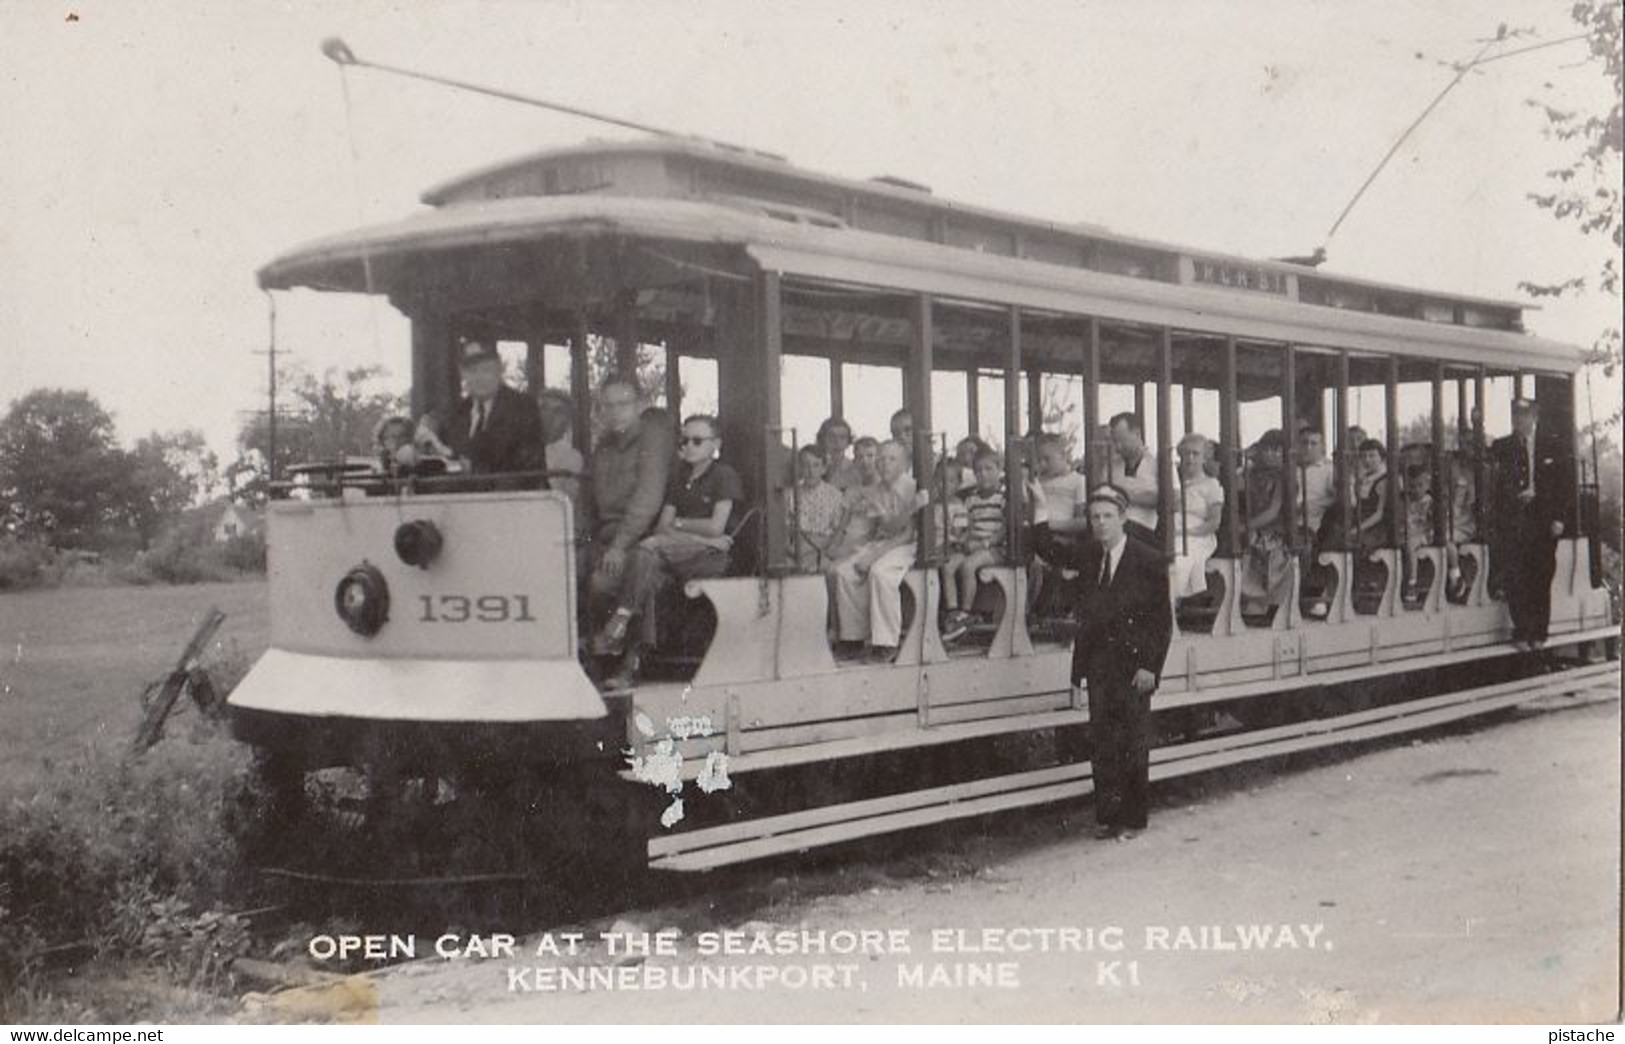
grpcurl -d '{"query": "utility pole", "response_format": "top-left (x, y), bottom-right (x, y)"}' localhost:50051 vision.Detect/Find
top-left (251, 291), bottom-right (285, 484)
top-left (267, 298), bottom-right (278, 483)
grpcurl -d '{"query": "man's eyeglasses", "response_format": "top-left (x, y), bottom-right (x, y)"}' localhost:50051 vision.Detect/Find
top-left (681, 435), bottom-right (714, 446)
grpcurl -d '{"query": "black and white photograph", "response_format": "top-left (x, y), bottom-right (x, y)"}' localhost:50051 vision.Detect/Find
top-left (1, 0), bottom-right (1620, 1030)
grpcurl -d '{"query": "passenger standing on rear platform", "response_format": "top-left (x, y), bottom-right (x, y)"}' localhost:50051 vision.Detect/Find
top-left (1490, 397), bottom-right (1565, 648)
top-left (1029, 483), bottom-right (1172, 839)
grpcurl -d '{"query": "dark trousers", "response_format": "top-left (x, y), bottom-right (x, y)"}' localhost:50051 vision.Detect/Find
top-left (1506, 512), bottom-right (1558, 643)
top-left (618, 542), bottom-right (729, 617)
top-left (1088, 670), bottom-right (1151, 830)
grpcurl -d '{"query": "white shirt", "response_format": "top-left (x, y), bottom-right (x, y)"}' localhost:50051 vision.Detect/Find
top-left (1299, 460), bottom-right (1337, 532)
top-left (1040, 471), bottom-right (1089, 523)
top-left (1110, 452), bottom-right (1159, 531)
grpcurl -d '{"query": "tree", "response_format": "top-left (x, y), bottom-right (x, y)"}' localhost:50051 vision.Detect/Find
top-left (586, 335), bottom-right (668, 408)
top-left (1038, 375), bottom-right (1084, 458)
top-left (1522, 1), bottom-right (1622, 424)
top-left (0, 389), bottom-right (144, 548)
top-left (231, 364), bottom-right (407, 503)
top-left (128, 429), bottom-right (221, 541)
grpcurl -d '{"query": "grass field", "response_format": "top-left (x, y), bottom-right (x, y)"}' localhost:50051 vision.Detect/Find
top-left (0, 581), bottom-right (268, 792)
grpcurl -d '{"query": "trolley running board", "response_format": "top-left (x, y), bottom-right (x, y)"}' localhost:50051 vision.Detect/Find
top-left (647, 661), bottom-right (1619, 871)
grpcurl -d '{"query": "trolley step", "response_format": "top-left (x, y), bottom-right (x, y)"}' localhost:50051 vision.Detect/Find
top-left (648, 661), bottom-right (1618, 871)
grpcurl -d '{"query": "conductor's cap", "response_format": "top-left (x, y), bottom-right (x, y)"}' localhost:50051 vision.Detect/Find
top-left (457, 340), bottom-right (500, 367)
top-left (1511, 397), bottom-right (1536, 415)
top-left (1086, 484), bottom-right (1129, 513)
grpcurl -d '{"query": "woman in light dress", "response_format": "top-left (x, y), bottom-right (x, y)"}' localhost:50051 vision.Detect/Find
top-left (1171, 432), bottom-right (1224, 603)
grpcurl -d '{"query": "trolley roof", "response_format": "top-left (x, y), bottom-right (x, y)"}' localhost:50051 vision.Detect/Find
top-left (259, 138), bottom-right (1581, 372)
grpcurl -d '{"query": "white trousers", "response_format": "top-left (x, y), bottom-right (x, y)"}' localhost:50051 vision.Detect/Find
top-left (832, 541), bottom-right (915, 646)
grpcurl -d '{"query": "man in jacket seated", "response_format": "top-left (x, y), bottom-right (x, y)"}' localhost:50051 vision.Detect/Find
top-left (582, 377), bottom-right (674, 646)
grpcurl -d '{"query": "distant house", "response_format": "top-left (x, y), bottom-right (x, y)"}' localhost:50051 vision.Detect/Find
top-left (206, 502), bottom-right (262, 543)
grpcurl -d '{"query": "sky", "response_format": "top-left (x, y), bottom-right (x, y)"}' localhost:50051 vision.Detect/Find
top-left (1, 0), bottom-right (1618, 462)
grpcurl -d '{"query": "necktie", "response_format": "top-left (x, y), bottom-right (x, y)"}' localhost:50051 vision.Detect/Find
top-left (470, 402), bottom-right (487, 438)
top-left (1099, 549), bottom-right (1112, 588)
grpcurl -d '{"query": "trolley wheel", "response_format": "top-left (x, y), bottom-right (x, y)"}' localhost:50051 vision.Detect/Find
top-left (239, 748), bottom-right (309, 862)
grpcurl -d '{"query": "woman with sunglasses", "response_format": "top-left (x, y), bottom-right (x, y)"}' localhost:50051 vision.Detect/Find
top-left (590, 414), bottom-right (742, 688)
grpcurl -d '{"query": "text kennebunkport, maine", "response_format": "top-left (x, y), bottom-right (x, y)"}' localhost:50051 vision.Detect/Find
top-left (307, 923), bottom-right (1335, 994)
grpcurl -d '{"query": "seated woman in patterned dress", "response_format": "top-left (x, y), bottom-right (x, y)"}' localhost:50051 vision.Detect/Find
top-left (787, 444), bottom-right (848, 573)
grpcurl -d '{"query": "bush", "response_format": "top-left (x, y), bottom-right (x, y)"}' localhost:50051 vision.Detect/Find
top-left (1, 505), bottom-right (266, 591)
top-left (120, 524), bottom-right (266, 586)
top-left (0, 536), bottom-right (60, 590)
top-left (0, 717), bottom-right (257, 999)
top-left (219, 531), bottom-right (268, 574)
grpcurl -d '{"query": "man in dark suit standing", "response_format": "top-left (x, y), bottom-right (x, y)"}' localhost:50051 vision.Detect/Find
top-left (417, 340), bottom-right (545, 482)
top-left (1031, 482), bottom-right (1173, 839)
top-left (1490, 397), bottom-right (1566, 648)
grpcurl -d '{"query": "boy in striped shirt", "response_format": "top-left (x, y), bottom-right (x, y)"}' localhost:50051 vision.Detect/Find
top-left (941, 447), bottom-right (1008, 642)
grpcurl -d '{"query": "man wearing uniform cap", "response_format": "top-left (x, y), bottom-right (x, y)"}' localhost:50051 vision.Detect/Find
top-left (1029, 481), bottom-right (1173, 839)
top-left (418, 340), bottom-right (545, 480)
top-left (1489, 396), bottom-right (1566, 648)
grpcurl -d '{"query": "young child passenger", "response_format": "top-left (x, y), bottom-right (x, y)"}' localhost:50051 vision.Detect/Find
top-left (1402, 463), bottom-right (1435, 600)
top-left (941, 448), bottom-right (1008, 642)
top-left (373, 415), bottom-right (416, 473)
top-left (1442, 452), bottom-right (1477, 601)
top-left (786, 445), bottom-right (847, 573)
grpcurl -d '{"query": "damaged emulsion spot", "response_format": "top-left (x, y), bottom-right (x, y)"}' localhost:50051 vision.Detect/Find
top-left (625, 711), bottom-right (732, 828)
top-left (1412, 768), bottom-right (1498, 786)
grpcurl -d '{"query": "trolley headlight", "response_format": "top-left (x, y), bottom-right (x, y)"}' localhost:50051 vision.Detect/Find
top-left (394, 519), bottom-right (443, 569)
top-left (334, 562), bottom-right (390, 637)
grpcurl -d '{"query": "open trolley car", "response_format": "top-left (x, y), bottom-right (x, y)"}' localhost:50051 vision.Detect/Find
top-left (231, 137), bottom-right (1618, 878)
